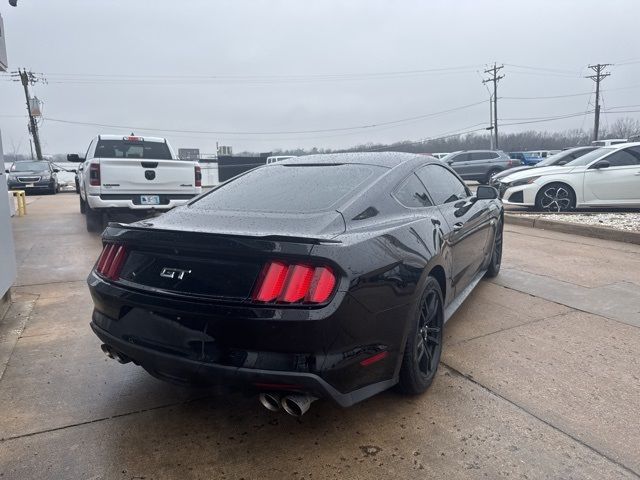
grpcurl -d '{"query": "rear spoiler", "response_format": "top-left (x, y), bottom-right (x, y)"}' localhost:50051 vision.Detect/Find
top-left (104, 222), bottom-right (343, 245)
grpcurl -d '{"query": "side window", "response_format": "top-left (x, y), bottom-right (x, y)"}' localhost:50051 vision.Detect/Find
top-left (416, 164), bottom-right (469, 205)
top-left (393, 174), bottom-right (433, 208)
top-left (451, 153), bottom-right (469, 163)
top-left (473, 152), bottom-right (499, 160)
top-left (602, 149), bottom-right (640, 167)
top-left (469, 152), bottom-right (483, 161)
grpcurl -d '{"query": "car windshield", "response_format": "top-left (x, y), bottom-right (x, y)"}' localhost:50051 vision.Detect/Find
top-left (10, 161), bottom-right (49, 172)
top-left (536, 150), bottom-right (579, 167)
top-left (192, 163), bottom-right (385, 213)
top-left (565, 147), bottom-right (612, 166)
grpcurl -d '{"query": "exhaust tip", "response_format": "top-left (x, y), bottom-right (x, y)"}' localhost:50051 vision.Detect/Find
top-left (281, 394), bottom-right (317, 417)
top-left (101, 344), bottom-right (115, 359)
top-left (259, 392), bottom-right (282, 412)
top-left (101, 344), bottom-right (131, 364)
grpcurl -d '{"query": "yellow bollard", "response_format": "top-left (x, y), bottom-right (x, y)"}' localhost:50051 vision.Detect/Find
top-left (11, 190), bottom-right (26, 216)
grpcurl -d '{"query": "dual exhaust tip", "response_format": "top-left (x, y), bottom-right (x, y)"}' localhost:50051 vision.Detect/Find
top-left (259, 392), bottom-right (317, 417)
top-left (101, 344), bottom-right (131, 364)
top-left (102, 344), bottom-right (315, 415)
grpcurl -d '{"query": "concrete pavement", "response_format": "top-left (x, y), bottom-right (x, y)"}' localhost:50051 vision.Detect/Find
top-left (1, 194), bottom-right (639, 479)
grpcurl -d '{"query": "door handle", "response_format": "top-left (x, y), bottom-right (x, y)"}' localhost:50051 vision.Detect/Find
top-left (431, 218), bottom-right (441, 226)
top-left (453, 222), bottom-right (464, 232)
top-left (635, 171), bottom-right (640, 176)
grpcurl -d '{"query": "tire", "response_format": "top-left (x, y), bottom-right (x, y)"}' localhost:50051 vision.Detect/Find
top-left (85, 207), bottom-right (104, 233)
top-left (535, 182), bottom-right (576, 212)
top-left (485, 217), bottom-right (503, 278)
top-left (484, 168), bottom-right (501, 185)
top-left (48, 184), bottom-right (57, 195)
top-left (79, 195), bottom-right (87, 214)
top-left (398, 276), bottom-right (444, 395)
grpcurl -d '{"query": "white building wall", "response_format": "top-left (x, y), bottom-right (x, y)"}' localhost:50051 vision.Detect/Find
top-left (0, 132), bottom-right (17, 298)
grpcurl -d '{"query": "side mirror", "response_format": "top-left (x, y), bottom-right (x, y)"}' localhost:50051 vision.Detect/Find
top-left (53, 168), bottom-right (60, 173)
top-left (67, 154), bottom-right (84, 162)
top-left (4, 169), bottom-right (9, 174)
top-left (594, 160), bottom-right (610, 169)
top-left (71, 169), bottom-right (77, 173)
top-left (476, 185), bottom-right (499, 200)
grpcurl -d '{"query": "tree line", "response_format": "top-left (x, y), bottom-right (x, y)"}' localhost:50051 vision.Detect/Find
top-left (3, 117), bottom-right (639, 162)
top-left (272, 117), bottom-right (640, 156)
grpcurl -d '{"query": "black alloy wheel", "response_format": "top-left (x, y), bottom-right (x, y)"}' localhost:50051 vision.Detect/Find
top-left (398, 276), bottom-right (444, 394)
top-left (485, 217), bottom-right (503, 278)
top-left (536, 183), bottom-right (575, 212)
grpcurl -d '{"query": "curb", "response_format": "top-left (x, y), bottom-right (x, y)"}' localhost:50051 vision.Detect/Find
top-left (504, 213), bottom-right (640, 245)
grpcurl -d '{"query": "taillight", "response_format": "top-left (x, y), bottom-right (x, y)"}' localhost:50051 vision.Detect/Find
top-left (95, 244), bottom-right (128, 280)
top-left (195, 165), bottom-right (202, 187)
top-left (252, 261), bottom-right (337, 304)
top-left (89, 163), bottom-right (101, 186)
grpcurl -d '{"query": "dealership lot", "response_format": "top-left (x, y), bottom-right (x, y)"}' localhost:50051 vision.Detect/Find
top-left (1, 193), bottom-right (639, 479)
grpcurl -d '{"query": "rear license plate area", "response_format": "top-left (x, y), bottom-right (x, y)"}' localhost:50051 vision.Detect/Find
top-left (140, 195), bottom-right (160, 205)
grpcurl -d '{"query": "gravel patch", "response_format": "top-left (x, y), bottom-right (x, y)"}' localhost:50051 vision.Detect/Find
top-left (517, 213), bottom-right (640, 232)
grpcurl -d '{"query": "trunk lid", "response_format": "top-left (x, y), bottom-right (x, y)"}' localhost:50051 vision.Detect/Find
top-left (102, 209), bottom-right (343, 301)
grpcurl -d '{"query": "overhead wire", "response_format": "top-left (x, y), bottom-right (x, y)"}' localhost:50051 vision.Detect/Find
top-left (39, 100), bottom-right (488, 137)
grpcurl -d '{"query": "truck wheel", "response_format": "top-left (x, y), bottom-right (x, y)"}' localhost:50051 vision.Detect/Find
top-left (79, 196), bottom-right (87, 214)
top-left (86, 207), bottom-right (104, 233)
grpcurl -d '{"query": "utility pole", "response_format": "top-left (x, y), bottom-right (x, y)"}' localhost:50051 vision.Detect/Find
top-left (16, 69), bottom-right (44, 160)
top-left (585, 64), bottom-right (611, 142)
top-left (29, 139), bottom-right (34, 159)
top-left (483, 63), bottom-right (504, 149)
top-left (488, 94), bottom-right (494, 149)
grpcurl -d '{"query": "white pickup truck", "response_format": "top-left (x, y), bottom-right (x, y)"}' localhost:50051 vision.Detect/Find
top-left (69, 135), bottom-right (202, 232)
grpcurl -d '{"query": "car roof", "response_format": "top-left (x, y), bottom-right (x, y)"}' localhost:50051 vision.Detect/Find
top-left (604, 141), bottom-right (640, 149)
top-left (277, 151), bottom-right (439, 168)
top-left (95, 134), bottom-right (167, 143)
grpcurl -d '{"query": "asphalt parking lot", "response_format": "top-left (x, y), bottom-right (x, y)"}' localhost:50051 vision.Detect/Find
top-left (1, 193), bottom-right (639, 479)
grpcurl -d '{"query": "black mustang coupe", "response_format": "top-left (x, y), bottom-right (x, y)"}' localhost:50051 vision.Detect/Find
top-left (88, 153), bottom-right (503, 416)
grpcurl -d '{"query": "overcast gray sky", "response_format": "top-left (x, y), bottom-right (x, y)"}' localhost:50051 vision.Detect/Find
top-left (1, 0), bottom-right (640, 156)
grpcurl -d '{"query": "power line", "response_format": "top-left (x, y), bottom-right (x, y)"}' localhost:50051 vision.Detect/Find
top-left (501, 110), bottom-right (595, 127)
top-left (502, 63), bottom-right (582, 75)
top-left (364, 123), bottom-right (490, 152)
top-left (40, 100), bottom-right (487, 136)
top-left (501, 83), bottom-right (640, 100)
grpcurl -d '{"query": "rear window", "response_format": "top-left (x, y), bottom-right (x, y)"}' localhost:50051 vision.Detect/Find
top-left (192, 164), bottom-right (385, 213)
top-left (94, 140), bottom-right (172, 160)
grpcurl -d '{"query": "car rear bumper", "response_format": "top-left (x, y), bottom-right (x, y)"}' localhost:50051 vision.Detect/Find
top-left (91, 321), bottom-right (396, 407)
top-left (87, 192), bottom-right (199, 211)
top-left (87, 272), bottom-right (407, 406)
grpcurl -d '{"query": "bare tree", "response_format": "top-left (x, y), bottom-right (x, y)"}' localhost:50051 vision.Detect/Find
top-left (607, 117), bottom-right (640, 139)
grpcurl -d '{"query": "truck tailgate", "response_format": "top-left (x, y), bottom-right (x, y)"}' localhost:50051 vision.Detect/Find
top-left (99, 158), bottom-right (197, 194)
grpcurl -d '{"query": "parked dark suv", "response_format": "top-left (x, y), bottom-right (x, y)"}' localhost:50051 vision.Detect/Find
top-left (442, 150), bottom-right (519, 184)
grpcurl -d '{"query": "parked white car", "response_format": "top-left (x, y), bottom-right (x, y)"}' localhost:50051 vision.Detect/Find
top-left (497, 143), bottom-right (640, 211)
top-left (69, 135), bottom-right (202, 232)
